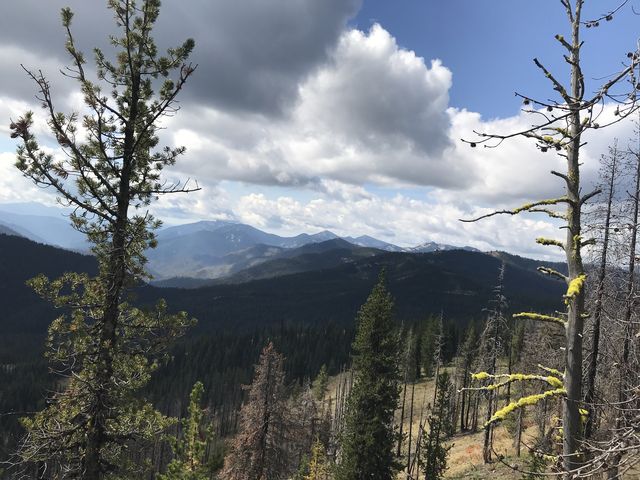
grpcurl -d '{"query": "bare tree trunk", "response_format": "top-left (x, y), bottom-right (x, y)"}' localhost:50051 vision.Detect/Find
top-left (562, 2), bottom-right (587, 474)
top-left (620, 146), bottom-right (640, 404)
top-left (584, 145), bottom-right (619, 439)
top-left (406, 382), bottom-right (415, 477)
top-left (398, 376), bottom-right (408, 458)
top-left (610, 136), bottom-right (640, 478)
top-left (483, 388), bottom-right (495, 464)
top-left (482, 264), bottom-right (505, 464)
top-left (398, 332), bottom-right (411, 458)
top-left (471, 392), bottom-right (479, 432)
top-left (515, 408), bottom-right (523, 457)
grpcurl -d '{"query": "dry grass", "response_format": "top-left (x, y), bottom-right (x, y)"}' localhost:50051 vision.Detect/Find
top-left (324, 371), bottom-right (552, 479)
top-left (396, 375), bottom-right (544, 479)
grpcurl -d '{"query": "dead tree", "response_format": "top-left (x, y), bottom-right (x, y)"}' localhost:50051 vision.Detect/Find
top-left (461, 1), bottom-right (639, 475)
top-left (479, 263), bottom-right (508, 464)
top-left (583, 142), bottom-right (621, 438)
top-left (220, 343), bottom-right (290, 480)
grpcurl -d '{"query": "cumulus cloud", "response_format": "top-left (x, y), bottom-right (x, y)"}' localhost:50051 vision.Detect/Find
top-left (169, 24), bottom-right (467, 189)
top-left (441, 103), bottom-right (637, 210)
top-left (0, 153), bottom-right (54, 205)
top-left (0, 0), bottom-right (360, 115)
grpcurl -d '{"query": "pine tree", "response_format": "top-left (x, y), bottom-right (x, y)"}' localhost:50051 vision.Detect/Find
top-left (10, 1), bottom-right (196, 478)
top-left (583, 142), bottom-right (621, 438)
top-left (457, 323), bottom-right (477, 432)
top-left (220, 342), bottom-right (290, 480)
top-left (160, 382), bottom-right (214, 480)
top-left (421, 317), bottom-right (439, 378)
top-left (304, 440), bottom-right (332, 480)
top-left (335, 273), bottom-right (401, 480)
top-left (421, 372), bottom-right (453, 480)
top-left (312, 365), bottom-right (330, 402)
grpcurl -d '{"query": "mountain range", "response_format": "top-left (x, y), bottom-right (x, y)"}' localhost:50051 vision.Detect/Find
top-left (147, 220), bottom-right (480, 281)
top-left (0, 231), bottom-right (565, 340)
top-left (0, 205), bottom-right (480, 282)
top-left (0, 207), bottom-right (88, 251)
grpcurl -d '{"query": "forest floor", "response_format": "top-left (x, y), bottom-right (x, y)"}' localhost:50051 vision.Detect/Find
top-left (396, 375), bottom-right (537, 479)
top-left (327, 370), bottom-right (543, 479)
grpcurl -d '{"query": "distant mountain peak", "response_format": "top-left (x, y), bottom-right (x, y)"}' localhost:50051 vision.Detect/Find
top-left (310, 230), bottom-right (339, 241)
top-left (343, 235), bottom-right (403, 252)
top-left (410, 241), bottom-right (480, 253)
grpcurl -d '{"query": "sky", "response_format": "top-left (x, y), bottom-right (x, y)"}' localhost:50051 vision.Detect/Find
top-left (0, 0), bottom-right (639, 259)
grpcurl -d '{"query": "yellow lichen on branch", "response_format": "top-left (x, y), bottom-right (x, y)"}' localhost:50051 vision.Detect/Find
top-left (537, 364), bottom-right (563, 378)
top-left (468, 371), bottom-right (564, 391)
top-left (459, 197), bottom-right (568, 223)
top-left (467, 365), bottom-right (565, 428)
top-left (513, 312), bottom-right (566, 327)
top-left (564, 274), bottom-right (587, 305)
top-left (486, 388), bottom-right (566, 426)
top-left (513, 197), bottom-right (568, 215)
top-left (536, 237), bottom-right (565, 248)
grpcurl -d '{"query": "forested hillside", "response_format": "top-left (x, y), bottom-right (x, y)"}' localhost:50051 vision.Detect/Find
top-left (0, 231), bottom-right (565, 474)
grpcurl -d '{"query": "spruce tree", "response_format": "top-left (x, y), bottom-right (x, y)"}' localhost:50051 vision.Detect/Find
top-left (10, 1), bottom-right (196, 478)
top-left (312, 365), bottom-right (330, 402)
top-left (457, 323), bottom-right (477, 432)
top-left (336, 273), bottom-right (401, 480)
top-left (421, 372), bottom-right (453, 480)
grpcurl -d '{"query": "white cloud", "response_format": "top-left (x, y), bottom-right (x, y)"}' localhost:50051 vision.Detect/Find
top-left (0, 153), bottom-right (56, 205)
top-left (229, 191), bottom-right (565, 260)
top-left (170, 24), bottom-right (467, 189)
top-left (1, 9), bottom-right (636, 261)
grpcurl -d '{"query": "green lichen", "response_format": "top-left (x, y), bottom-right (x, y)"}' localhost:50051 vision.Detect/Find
top-left (545, 376), bottom-right (564, 389)
top-left (512, 197), bottom-right (567, 215)
top-left (573, 235), bottom-right (582, 250)
top-left (536, 237), bottom-right (564, 248)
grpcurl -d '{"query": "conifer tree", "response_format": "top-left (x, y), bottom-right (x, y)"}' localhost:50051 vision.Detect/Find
top-left (335, 273), bottom-right (401, 480)
top-left (457, 323), bottom-right (477, 432)
top-left (421, 372), bottom-right (453, 480)
top-left (303, 440), bottom-right (332, 480)
top-left (479, 263), bottom-right (507, 463)
top-left (160, 382), bottom-right (214, 480)
top-left (312, 365), bottom-right (330, 402)
top-left (220, 342), bottom-right (289, 480)
top-left (10, 1), bottom-right (196, 478)
top-left (421, 317), bottom-right (439, 378)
